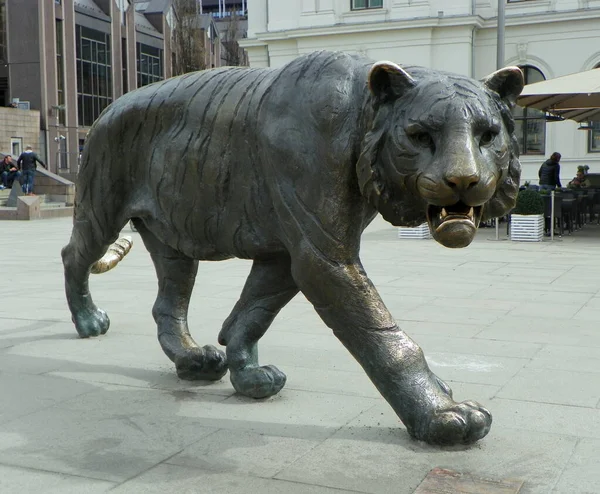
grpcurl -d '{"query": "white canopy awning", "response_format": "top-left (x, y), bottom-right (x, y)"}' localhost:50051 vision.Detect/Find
top-left (517, 68), bottom-right (600, 122)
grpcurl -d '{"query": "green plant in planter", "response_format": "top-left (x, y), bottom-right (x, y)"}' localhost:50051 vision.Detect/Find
top-left (514, 189), bottom-right (544, 215)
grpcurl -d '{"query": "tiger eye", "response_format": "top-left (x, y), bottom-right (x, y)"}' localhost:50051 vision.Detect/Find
top-left (480, 130), bottom-right (496, 145)
top-left (414, 132), bottom-right (434, 148)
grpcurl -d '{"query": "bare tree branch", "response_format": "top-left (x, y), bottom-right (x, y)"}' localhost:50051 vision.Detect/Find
top-left (221, 10), bottom-right (248, 67)
top-left (172, 0), bottom-right (207, 75)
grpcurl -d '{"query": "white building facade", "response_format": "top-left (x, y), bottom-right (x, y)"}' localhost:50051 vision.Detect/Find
top-left (241, 0), bottom-right (600, 184)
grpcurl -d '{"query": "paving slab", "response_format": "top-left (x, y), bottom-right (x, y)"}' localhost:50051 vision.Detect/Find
top-left (487, 398), bottom-right (600, 439)
top-left (428, 296), bottom-right (521, 311)
top-left (507, 301), bottom-right (584, 319)
top-left (276, 409), bottom-right (577, 494)
top-left (582, 295), bottom-right (600, 307)
top-left (172, 390), bottom-right (378, 441)
top-left (425, 352), bottom-right (528, 386)
top-left (399, 305), bottom-right (508, 325)
top-left (0, 372), bottom-right (94, 424)
top-left (111, 463), bottom-right (358, 493)
top-left (0, 386), bottom-right (225, 482)
top-left (0, 464), bottom-right (114, 493)
top-left (414, 334), bottom-right (542, 359)
top-left (553, 438), bottom-right (600, 494)
top-left (478, 316), bottom-right (600, 346)
top-left (165, 429), bottom-right (320, 478)
top-left (1, 216), bottom-right (600, 493)
top-left (496, 367), bottom-right (600, 407)
top-left (397, 320), bottom-right (486, 338)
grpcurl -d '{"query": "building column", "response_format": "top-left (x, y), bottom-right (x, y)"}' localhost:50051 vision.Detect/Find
top-left (63, 0), bottom-right (79, 175)
top-left (126, 5), bottom-right (137, 90)
top-left (163, 19), bottom-right (172, 79)
top-left (111, 0), bottom-right (124, 99)
top-left (41, 0), bottom-right (59, 172)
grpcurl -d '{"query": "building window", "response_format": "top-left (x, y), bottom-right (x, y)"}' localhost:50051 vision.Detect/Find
top-left (11, 137), bottom-right (22, 157)
top-left (588, 65), bottom-right (600, 153)
top-left (56, 19), bottom-right (66, 125)
top-left (589, 122), bottom-right (600, 153)
top-left (351, 0), bottom-right (383, 10)
top-left (136, 43), bottom-right (163, 88)
top-left (514, 65), bottom-right (546, 155)
top-left (75, 25), bottom-right (112, 127)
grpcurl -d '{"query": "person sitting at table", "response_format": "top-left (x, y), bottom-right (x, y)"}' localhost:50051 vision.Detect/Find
top-left (568, 168), bottom-right (590, 189)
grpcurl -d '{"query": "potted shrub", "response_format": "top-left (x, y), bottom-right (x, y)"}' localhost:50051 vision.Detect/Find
top-left (510, 189), bottom-right (545, 242)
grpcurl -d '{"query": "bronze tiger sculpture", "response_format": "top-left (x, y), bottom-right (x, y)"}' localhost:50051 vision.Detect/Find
top-left (62, 51), bottom-right (523, 446)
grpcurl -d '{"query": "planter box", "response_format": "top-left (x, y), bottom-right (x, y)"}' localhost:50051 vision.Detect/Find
top-left (510, 214), bottom-right (544, 242)
top-left (398, 223), bottom-right (431, 239)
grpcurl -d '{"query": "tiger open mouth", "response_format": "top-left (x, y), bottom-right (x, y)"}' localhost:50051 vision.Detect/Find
top-left (426, 202), bottom-right (484, 248)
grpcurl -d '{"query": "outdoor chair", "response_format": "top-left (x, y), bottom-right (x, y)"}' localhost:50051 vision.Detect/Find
top-left (543, 194), bottom-right (564, 236)
top-left (589, 190), bottom-right (600, 224)
top-left (558, 191), bottom-right (577, 233)
top-left (576, 190), bottom-right (591, 226)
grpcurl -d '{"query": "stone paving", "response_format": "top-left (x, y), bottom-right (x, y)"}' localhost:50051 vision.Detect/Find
top-left (0, 216), bottom-right (599, 493)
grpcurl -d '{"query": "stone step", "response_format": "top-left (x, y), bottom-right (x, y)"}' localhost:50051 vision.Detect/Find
top-left (0, 188), bottom-right (49, 205)
top-left (0, 194), bottom-right (73, 220)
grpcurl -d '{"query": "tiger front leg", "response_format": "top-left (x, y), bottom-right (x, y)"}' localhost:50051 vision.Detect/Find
top-left (219, 255), bottom-right (299, 399)
top-left (291, 251), bottom-right (492, 446)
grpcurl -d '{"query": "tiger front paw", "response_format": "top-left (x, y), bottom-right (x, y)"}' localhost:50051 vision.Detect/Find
top-left (412, 400), bottom-right (492, 446)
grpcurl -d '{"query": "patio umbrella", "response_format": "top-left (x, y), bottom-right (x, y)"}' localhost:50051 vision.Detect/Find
top-left (517, 68), bottom-right (600, 122)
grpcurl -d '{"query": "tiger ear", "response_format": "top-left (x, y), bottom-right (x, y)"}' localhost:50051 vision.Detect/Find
top-left (368, 61), bottom-right (416, 106)
top-left (481, 67), bottom-right (524, 109)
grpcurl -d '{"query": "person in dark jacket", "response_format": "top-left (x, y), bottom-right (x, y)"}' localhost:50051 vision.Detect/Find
top-left (538, 152), bottom-right (562, 190)
top-left (17, 145), bottom-right (46, 195)
top-left (0, 154), bottom-right (21, 189)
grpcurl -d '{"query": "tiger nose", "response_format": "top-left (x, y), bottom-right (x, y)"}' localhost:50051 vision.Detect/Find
top-left (445, 174), bottom-right (480, 191)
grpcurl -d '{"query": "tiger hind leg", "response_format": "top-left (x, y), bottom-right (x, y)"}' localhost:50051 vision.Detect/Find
top-left (133, 219), bottom-right (228, 381)
top-left (62, 219), bottom-right (117, 337)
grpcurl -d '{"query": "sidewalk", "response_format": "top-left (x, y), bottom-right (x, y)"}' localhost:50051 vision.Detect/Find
top-left (0, 216), bottom-right (599, 493)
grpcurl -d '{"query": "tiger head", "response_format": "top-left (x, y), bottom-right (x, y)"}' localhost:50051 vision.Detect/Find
top-left (357, 61), bottom-right (524, 248)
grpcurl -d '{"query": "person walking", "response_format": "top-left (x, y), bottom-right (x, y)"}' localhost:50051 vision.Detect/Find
top-left (0, 154), bottom-right (21, 189)
top-left (538, 152), bottom-right (562, 191)
top-left (17, 145), bottom-right (46, 195)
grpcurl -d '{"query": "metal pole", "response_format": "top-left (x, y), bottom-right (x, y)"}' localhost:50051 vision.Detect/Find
top-left (488, 0), bottom-right (505, 242)
top-left (551, 190), bottom-right (555, 241)
top-left (497, 0), bottom-right (505, 70)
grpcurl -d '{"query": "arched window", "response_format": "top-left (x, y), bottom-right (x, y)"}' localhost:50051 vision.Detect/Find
top-left (514, 65), bottom-right (546, 155)
top-left (589, 63), bottom-right (600, 153)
